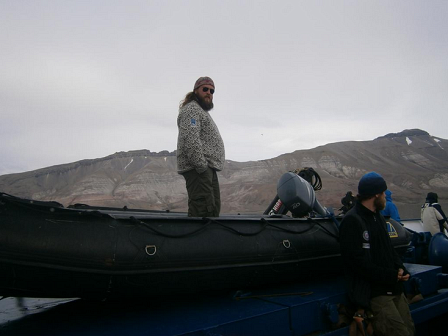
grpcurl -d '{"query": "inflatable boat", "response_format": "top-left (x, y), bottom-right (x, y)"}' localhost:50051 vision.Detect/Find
top-left (0, 172), bottom-right (412, 300)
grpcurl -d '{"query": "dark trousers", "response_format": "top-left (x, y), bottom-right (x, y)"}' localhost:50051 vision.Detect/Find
top-left (182, 167), bottom-right (221, 217)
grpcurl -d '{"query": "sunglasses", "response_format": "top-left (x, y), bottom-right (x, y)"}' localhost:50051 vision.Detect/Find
top-left (202, 87), bottom-right (215, 94)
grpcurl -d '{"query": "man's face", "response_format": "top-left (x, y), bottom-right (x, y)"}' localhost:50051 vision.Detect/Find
top-left (195, 85), bottom-right (214, 111)
top-left (374, 192), bottom-right (386, 211)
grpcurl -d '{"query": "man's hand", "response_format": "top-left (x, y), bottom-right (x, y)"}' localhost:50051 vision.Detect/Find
top-left (397, 268), bottom-right (410, 282)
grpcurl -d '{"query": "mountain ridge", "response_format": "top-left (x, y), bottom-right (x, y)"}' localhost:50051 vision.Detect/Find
top-left (1, 129), bottom-right (447, 218)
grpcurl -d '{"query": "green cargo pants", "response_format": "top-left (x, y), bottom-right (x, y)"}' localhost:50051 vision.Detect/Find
top-left (182, 167), bottom-right (221, 217)
top-left (370, 293), bottom-right (415, 336)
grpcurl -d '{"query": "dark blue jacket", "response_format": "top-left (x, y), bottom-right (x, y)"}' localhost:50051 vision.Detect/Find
top-left (340, 202), bottom-right (407, 308)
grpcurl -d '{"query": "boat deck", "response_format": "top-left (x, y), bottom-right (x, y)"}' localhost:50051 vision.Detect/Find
top-left (1, 263), bottom-right (447, 335)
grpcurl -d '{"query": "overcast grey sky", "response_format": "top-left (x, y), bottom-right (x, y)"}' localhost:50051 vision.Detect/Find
top-left (1, 0), bottom-right (447, 175)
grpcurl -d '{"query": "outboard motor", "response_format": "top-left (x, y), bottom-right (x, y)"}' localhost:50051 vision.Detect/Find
top-left (277, 172), bottom-right (329, 217)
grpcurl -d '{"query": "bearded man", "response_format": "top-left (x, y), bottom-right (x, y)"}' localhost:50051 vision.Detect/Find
top-left (177, 77), bottom-right (225, 217)
top-left (339, 172), bottom-right (415, 336)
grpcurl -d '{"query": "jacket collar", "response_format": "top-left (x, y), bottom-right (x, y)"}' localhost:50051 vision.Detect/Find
top-left (356, 201), bottom-right (378, 217)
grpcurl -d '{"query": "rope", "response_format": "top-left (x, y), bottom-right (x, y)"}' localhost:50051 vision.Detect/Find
top-left (294, 167), bottom-right (322, 191)
top-left (130, 216), bottom-right (339, 239)
top-left (130, 216), bottom-right (213, 238)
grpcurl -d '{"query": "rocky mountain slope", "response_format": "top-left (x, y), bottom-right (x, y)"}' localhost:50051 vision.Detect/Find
top-left (1, 129), bottom-right (447, 218)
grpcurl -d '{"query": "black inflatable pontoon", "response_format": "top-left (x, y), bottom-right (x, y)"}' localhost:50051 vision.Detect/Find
top-left (0, 173), bottom-right (412, 299)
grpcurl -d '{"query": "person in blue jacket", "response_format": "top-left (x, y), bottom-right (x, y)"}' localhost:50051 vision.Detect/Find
top-left (381, 190), bottom-right (401, 222)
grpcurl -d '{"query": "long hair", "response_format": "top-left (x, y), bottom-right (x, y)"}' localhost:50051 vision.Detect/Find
top-left (179, 92), bottom-right (198, 108)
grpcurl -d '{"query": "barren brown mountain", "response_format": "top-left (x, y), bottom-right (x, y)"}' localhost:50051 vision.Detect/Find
top-left (1, 129), bottom-right (447, 219)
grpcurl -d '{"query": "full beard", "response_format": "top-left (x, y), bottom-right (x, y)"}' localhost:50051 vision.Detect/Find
top-left (197, 95), bottom-right (214, 112)
top-left (374, 196), bottom-right (386, 211)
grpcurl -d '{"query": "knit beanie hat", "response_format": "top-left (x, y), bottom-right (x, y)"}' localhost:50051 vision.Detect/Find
top-left (194, 76), bottom-right (215, 90)
top-left (426, 192), bottom-right (438, 204)
top-left (358, 172), bottom-right (388, 196)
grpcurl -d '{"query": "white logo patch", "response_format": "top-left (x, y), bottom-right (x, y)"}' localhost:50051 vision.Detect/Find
top-left (363, 230), bottom-right (369, 241)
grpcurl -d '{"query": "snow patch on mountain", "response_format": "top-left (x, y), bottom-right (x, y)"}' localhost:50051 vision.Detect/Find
top-left (124, 159), bottom-right (134, 170)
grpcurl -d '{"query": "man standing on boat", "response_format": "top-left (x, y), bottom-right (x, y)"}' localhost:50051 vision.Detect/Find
top-left (339, 172), bottom-right (414, 336)
top-left (177, 77), bottom-right (225, 217)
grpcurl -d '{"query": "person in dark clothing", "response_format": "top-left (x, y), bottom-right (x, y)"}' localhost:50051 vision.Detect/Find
top-left (421, 192), bottom-right (448, 235)
top-left (340, 191), bottom-right (355, 214)
top-left (381, 189), bottom-right (401, 222)
top-left (339, 172), bottom-right (414, 336)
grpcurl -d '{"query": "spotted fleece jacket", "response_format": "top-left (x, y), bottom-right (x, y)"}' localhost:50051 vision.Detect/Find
top-left (177, 101), bottom-right (225, 174)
